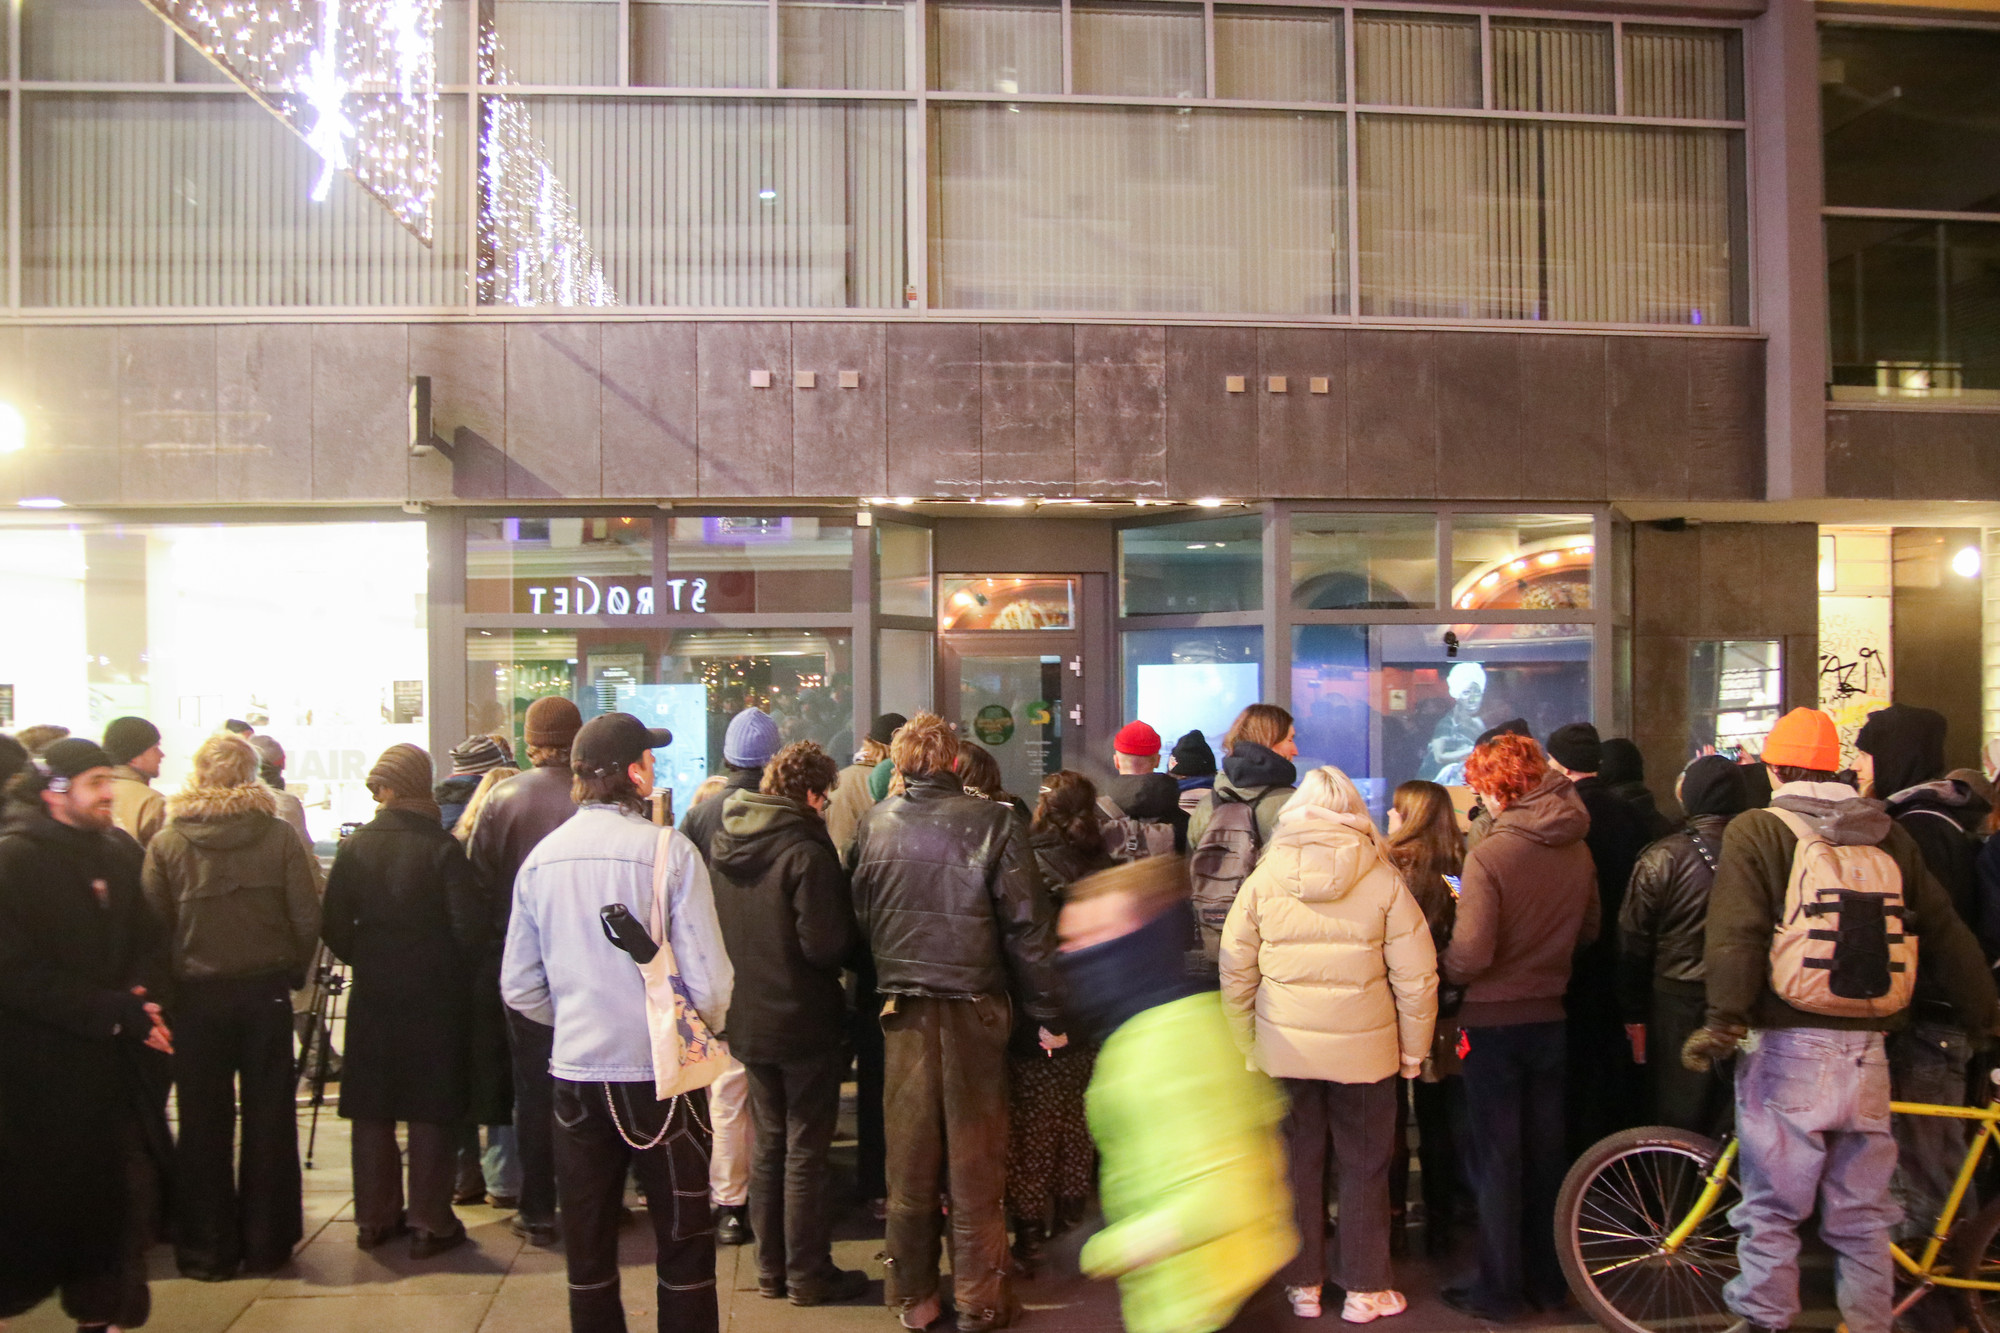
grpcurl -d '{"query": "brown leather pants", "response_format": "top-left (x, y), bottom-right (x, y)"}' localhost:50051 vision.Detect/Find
top-left (880, 994), bottom-right (1013, 1322)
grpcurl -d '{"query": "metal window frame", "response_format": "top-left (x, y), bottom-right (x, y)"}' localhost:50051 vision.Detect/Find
top-left (2, 0), bottom-right (1751, 329)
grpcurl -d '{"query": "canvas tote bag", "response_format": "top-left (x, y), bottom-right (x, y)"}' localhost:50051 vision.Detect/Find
top-left (640, 826), bottom-right (729, 1100)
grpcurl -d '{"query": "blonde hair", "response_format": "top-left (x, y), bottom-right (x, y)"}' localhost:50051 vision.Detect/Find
top-left (454, 766), bottom-right (520, 842)
top-left (690, 774), bottom-right (730, 807)
top-left (1224, 703), bottom-right (1293, 755)
top-left (188, 733), bottom-right (260, 790)
top-left (890, 711), bottom-right (960, 781)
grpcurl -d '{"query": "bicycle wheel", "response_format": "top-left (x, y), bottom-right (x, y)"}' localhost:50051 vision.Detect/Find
top-left (1556, 1126), bottom-right (1742, 1333)
top-left (1950, 1197), bottom-right (2000, 1333)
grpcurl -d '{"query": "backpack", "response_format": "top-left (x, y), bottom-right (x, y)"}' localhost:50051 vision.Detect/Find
top-left (1766, 808), bottom-right (1917, 1019)
top-left (1189, 789), bottom-right (1265, 962)
top-left (1097, 796), bottom-right (1177, 864)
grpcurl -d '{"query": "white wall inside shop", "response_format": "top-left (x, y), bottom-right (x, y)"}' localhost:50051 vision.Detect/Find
top-left (0, 520), bottom-right (429, 844)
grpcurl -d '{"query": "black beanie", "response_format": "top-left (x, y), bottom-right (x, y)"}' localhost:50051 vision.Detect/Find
top-left (42, 737), bottom-right (115, 780)
top-left (1474, 718), bottom-right (1532, 748)
top-left (1855, 703), bottom-right (1948, 798)
top-left (1599, 738), bottom-right (1645, 786)
top-left (1547, 722), bottom-right (1603, 774)
top-left (1678, 754), bottom-right (1749, 820)
top-left (102, 716), bottom-right (162, 766)
top-left (1169, 729), bottom-right (1217, 778)
top-left (869, 713), bottom-right (908, 747)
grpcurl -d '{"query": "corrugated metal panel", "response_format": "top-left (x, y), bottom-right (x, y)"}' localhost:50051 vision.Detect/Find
top-left (931, 103), bottom-right (1342, 314)
top-left (22, 93), bottom-right (467, 307)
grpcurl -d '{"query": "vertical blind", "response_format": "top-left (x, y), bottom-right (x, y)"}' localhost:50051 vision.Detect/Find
top-left (493, 0), bottom-right (624, 85)
top-left (1071, 3), bottom-right (1205, 98)
top-left (23, 94), bottom-right (468, 307)
top-left (1214, 8), bottom-right (1343, 103)
top-left (518, 97), bottom-right (905, 306)
top-left (1355, 12), bottom-right (1481, 109)
top-left (1492, 19), bottom-right (1612, 115)
top-left (632, 2), bottom-right (771, 87)
top-left (929, 0), bottom-right (1062, 93)
top-left (781, 2), bottom-right (908, 90)
top-left (931, 103), bottom-right (1343, 313)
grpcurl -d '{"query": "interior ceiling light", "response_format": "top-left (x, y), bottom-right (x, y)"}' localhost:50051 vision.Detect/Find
top-left (139, 0), bottom-right (442, 245)
top-left (17, 497), bottom-right (65, 509)
top-left (1195, 497), bottom-right (1229, 508)
top-left (0, 403), bottom-right (23, 454)
top-left (1953, 545), bottom-right (1983, 579)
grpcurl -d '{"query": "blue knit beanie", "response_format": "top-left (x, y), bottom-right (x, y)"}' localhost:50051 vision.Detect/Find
top-left (723, 708), bottom-right (781, 768)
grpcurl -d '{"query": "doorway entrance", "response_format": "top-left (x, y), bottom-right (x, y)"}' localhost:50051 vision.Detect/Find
top-left (937, 574), bottom-right (1091, 801)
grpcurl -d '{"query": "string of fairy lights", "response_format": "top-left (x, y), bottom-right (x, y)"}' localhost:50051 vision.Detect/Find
top-left (141, 0), bottom-right (442, 245)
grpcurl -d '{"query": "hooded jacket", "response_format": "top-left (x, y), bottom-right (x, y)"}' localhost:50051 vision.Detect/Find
top-left (1615, 758), bottom-right (1750, 1021)
top-left (107, 765), bottom-right (167, 850)
top-left (1704, 781), bottom-right (1997, 1035)
top-left (1443, 770), bottom-right (1600, 1028)
top-left (707, 790), bottom-right (857, 1063)
top-left (0, 806), bottom-right (171, 1318)
top-left (1103, 772), bottom-right (1190, 853)
top-left (434, 772), bottom-right (484, 834)
top-left (1062, 905), bottom-right (1296, 1333)
top-left (1219, 771), bottom-right (1438, 1084)
top-left (681, 766), bottom-right (763, 861)
top-left (825, 760), bottom-right (881, 857)
top-left (1887, 778), bottom-right (1991, 1013)
top-left (1188, 744), bottom-right (1298, 851)
top-left (848, 773), bottom-right (1061, 1023)
top-left (141, 782), bottom-right (323, 984)
top-left (1858, 704), bottom-right (1949, 800)
top-left (320, 807), bottom-right (487, 1125)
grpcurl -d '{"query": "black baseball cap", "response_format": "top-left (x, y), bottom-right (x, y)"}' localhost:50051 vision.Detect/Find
top-left (572, 712), bottom-right (672, 778)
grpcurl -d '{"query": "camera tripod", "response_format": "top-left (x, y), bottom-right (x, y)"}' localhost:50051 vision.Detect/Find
top-left (295, 947), bottom-right (349, 1171)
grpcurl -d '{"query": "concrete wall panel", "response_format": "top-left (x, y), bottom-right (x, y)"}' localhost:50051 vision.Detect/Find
top-left (981, 323), bottom-right (1075, 494)
top-left (410, 323), bottom-right (506, 501)
top-left (885, 323), bottom-right (981, 496)
top-left (600, 322), bottom-right (697, 499)
top-left (1519, 335), bottom-right (1608, 501)
top-left (1607, 337), bottom-right (1688, 501)
top-left (1435, 333), bottom-right (1519, 500)
top-left (118, 326), bottom-right (217, 504)
top-left (215, 325), bottom-right (314, 503)
top-left (791, 323), bottom-right (887, 499)
top-left (1688, 338), bottom-right (1764, 501)
top-left (1347, 330), bottom-right (1436, 498)
top-left (311, 325), bottom-right (408, 502)
top-left (504, 323), bottom-right (602, 500)
top-left (21, 327), bottom-right (121, 505)
top-left (1074, 325), bottom-right (1167, 496)
top-left (1258, 327), bottom-right (1346, 498)
top-left (1166, 326), bottom-right (1260, 498)
top-left (697, 322), bottom-right (792, 497)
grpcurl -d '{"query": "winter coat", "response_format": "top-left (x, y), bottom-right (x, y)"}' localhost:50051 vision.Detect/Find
top-left (825, 760), bottom-right (881, 858)
top-left (1857, 703), bottom-right (1949, 800)
top-left (1068, 898), bottom-right (1296, 1333)
top-left (1443, 771), bottom-right (1600, 1028)
top-left (1705, 782), bottom-right (1997, 1035)
top-left (1887, 779), bottom-right (1988, 929)
top-left (268, 785), bottom-right (313, 853)
top-left (0, 807), bottom-right (171, 1318)
top-left (1616, 814), bottom-right (1729, 1022)
top-left (1188, 744), bottom-right (1297, 851)
top-left (1608, 778), bottom-right (1674, 843)
top-left (1219, 802), bottom-right (1437, 1083)
top-left (707, 791), bottom-right (857, 1064)
top-left (1569, 775), bottom-right (1650, 1010)
top-left (681, 767), bottom-right (762, 861)
top-left (434, 773), bottom-right (483, 835)
top-left (142, 783), bottom-right (322, 985)
top-left (1029, 829), bottom-right (1115, 907)
top-left (849, 773), bottom-right (1062, 1025)
top-left (321, 808), bottom-right (489, 1125)
top-left (108, 765), bottom-right (167, 849)
top-left (1102, 773), bottom-right (1189, 853)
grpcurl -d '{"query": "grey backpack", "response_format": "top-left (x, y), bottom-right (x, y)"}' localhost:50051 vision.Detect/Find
top-left (1096, 796), bottom-right (1177, 864)
top-left (1189, 789), bottom-right (1264, 961)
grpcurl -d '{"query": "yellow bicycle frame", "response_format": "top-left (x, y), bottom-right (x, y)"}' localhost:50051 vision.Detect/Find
top-left (1659, 1099), bottom-right (2000, 1293)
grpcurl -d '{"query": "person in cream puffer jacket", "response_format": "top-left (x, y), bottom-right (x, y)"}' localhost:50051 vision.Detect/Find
top-left (1220, 765), bottom-right (1438, 1325)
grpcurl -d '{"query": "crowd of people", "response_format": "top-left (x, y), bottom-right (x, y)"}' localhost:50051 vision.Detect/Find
top-left (1, 690), bottom-right (1996, 1333)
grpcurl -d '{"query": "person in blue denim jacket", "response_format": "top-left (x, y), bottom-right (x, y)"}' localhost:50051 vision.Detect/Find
top-left (502, 712), bottom-right (734, 1333)
top-left (1683, 708), bottom-right (1996, 1333)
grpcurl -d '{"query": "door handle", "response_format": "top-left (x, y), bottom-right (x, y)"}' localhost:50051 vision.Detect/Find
top-left (1067, 704), bottom-right (1083, 726)
top-left (1068, 657), bottom-right (1082, 677)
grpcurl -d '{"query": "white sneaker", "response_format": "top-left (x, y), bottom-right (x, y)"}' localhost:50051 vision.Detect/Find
top-left (1340, 1291), bottom-right (1408, 1324)
top-left (1287, 1286), bottom-right (1324, 1319)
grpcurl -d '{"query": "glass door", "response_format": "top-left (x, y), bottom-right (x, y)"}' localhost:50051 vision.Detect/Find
top-left (936, 574), bottom-right (1089, 803)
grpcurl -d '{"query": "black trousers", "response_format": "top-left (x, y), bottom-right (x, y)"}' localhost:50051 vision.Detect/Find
top-left (744, 1050), bottom-right (846, 1291)
top-left (848, 983), bottom-right (887, 1201)
top-left (172, 973), bottom-right (303, 1276)
top-left (508, 1007), bottom-right (560, 1227)
top-left (1460, 1021), bottom-right (1567, 1315)
top-left (61, 1120), bottom-right (158, 1328)
top-left (553, 1079), bottom-right (717, 1333)
top-left (1649, 984), bottom-right (1731, 1135)
top-left (1390, 1074), bottom-right (1465, 1235)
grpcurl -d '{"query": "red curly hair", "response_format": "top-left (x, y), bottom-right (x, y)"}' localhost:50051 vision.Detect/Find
top-left (1464, 732), bottom-right (1549, 806)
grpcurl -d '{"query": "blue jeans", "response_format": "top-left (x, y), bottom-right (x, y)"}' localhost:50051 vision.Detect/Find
top-left (1726, 1028), bottom-right (1899, 1333)
top-left (1458, 1021), bottom-right (1567, 1313)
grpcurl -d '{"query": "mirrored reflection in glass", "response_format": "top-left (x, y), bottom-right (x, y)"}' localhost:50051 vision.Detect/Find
top-left (466, 515), bottom-right (654, 614)
top-left (1291, 513), bottom-right (1436, 609)
top-left (1291, 621), bottom-right (1593, 810)
top-left (666, 515), bottom-right (855, 612)
top-left (1449, 513), bottom-right (1594, 612)
top-left (1120, 516), bottom-right (1265, 615)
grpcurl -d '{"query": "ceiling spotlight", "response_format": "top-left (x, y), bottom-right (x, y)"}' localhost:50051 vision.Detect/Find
top-left (1953, 545), bottom-right (1982, 579)
top-left (1195, 497), bottom-right (1228, 508)
top-left (17, 496), bottom-right (64, 509)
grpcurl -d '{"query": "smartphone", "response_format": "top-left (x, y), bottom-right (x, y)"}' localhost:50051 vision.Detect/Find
top-left (1443, 874), bottom-right (1462, 898)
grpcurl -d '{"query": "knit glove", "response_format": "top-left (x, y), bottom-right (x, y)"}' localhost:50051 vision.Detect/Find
top-left (1680, 1022), bottom-right (1748, 1073)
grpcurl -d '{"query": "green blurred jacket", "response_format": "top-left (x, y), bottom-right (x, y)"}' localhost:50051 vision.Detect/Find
top-left (1080, 992), bottom-right (1298, 1333)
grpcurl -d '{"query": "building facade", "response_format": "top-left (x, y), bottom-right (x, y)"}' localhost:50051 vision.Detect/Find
top-left (0, 0), bottom-right (1991, 825)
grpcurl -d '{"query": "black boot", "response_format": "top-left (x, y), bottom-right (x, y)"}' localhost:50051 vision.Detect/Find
top-left (715, 1203), bottom-right (752, 1246)
top-left (1010, 1221), bottom-right (1045, 1277)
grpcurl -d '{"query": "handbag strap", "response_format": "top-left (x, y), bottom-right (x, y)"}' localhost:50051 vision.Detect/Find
top-left (650, 825), bottom-right (675, 948)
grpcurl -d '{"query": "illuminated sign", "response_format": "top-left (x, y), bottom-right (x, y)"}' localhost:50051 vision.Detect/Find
top-left (520, 577), bottom-right (709, 616)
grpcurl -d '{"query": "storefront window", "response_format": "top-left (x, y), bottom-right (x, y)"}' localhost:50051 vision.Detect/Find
top-left (1120, 515), bottom-right (1264, 615)
top-left (1689, 639), bottom-right (1781, 756)
top-left (467, 627), bottom-right (853, 820)
top-left (1122, 626), bottom-right (1264, 762)
top-left (878, 628), bottom-right (935, 718)
top-left (1291, 513), bottom-right (1436, 609)
top-left (666, 515), bottom-right (853, 612)
top-left (939, 575), bottom-right (1079, 631)
top-left (0, 519), bottom-right (428, 848)
top-left (1449, 513), bottom-right (1594, 611)
top-left (1291, 621), bottom-right (1593, 808)
top-left (466, 515), bottom-right (654, 614)
top-left (877, 520), bottom-right (933, 618)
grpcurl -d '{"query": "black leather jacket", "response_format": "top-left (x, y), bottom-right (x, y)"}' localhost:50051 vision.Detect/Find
top-left (1616, 814), bottom-right (1728, 1022)
top-left (467, 765), bottom-right (579, 912)
top-left (849, 773), bottom-right (1062, 1023)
